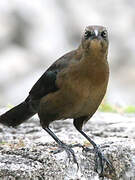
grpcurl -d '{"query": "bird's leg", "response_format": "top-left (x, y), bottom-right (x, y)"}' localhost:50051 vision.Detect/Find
top-left (77, 129), bottom-right (114, 176)
top-left (44, 127), bottom-right (79, 167)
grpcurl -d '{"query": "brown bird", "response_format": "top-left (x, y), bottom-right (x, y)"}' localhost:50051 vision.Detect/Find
top-left (0, 25), bottom-right (112, 176)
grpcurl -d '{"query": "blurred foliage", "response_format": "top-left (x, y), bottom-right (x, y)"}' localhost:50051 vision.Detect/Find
top-left (124, 106), bottom-right (135, 113)
top-left (99, 99), bottom-right (135, 113)
top-left (99, 102), bottom-right (117, 113)
top-left (0, 141), bottom-right (7, 145)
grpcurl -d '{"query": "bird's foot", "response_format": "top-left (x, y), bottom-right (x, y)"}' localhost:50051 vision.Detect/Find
top-left (51, 142), bottom-right (79, 168)
top-left (83, 145), bottom-right (114, 177)
top-left (94, 146), bottom-right (114, 177)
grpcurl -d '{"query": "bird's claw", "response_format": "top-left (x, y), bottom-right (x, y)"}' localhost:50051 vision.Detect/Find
top-left (94, 146), bottom-right (114, 177)
top-left (51, 143), bottom-right (79, 169)
top-left (82, 145), bottom-right (114, 177)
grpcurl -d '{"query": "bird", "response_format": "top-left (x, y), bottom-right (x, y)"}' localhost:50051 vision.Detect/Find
top-left (0, 25), bottom-right (113, 176)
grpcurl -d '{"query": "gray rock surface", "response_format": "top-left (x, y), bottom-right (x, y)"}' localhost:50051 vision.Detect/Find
top-left (0, 111), bottom-right (135, 180)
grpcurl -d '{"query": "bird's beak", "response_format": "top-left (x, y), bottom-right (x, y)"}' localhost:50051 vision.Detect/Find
top-left (94, 29), bottom-right (98, 37)
top-left (92, 30), bottom-right (99, 39)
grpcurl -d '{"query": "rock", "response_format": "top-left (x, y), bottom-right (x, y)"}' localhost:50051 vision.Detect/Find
top-left (0, 112), bottom-right (135, 179)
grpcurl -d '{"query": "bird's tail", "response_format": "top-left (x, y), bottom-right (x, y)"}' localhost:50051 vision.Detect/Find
top-left (0, 102), bottom-right (36, 127)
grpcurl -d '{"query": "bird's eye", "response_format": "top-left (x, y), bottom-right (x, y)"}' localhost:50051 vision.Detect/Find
top-left (84, 31), bottom-right (92, 40)
top-left (101, 30), bottom-right (107, 39)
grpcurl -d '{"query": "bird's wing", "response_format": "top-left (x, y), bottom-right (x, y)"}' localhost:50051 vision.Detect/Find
top-left (27, 50), bottom-right (76, 100)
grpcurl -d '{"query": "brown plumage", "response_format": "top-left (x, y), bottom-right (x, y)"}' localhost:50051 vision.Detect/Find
top-left (0, 25), bottom-right (113, 176)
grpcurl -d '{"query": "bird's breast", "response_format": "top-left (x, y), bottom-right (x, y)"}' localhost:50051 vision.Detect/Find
top-left (56, 65), bottom-right (108, 117)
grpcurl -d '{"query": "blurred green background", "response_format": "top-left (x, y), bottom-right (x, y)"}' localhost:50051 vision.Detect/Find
top-left (0, 0), bottom-right (135, 109)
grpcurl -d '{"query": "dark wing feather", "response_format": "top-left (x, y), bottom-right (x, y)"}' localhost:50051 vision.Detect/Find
top-left (28, 70), bottom-right (59, 100)
top-left (27, 50), bottom-right (76, 101)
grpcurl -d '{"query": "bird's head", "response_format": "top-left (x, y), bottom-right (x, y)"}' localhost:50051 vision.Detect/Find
top-left (81, 25), bottom-right (108, 55)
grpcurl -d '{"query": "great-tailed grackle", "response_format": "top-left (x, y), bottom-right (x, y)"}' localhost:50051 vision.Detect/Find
top-left (0, 25), bottom-right (112, 176)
